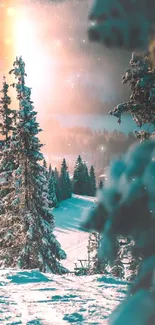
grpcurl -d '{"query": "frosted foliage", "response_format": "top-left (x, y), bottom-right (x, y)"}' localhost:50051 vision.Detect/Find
top-left (110, 53), bottom-right (155, 140)
top-left (82, 140), bottom-right (155, 245)
top-left (81, 140), bottom-right (155, 324)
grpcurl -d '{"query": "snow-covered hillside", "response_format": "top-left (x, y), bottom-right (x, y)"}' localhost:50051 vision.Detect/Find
top-left (0, 195), bottom-right (128, 324)
top-left (53, 195), bottom-right (96, 271)
top-left (0, 269), bottom-right (127, 324)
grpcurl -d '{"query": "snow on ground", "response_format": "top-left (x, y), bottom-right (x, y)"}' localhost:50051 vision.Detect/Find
top-left (53, 195), bottom-right (96, 271)
top-left (0, 269), bottom-right (127, 324)
top-left (0, 195), bottom-right (128, 324)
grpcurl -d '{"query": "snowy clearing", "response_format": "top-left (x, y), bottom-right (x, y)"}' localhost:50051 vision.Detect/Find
top-left (0, 269), bottom-right (127, 325)
top-left (53, 195), bottom-right (96, 271)
top-left (0, 195), bottom-right (128, 324)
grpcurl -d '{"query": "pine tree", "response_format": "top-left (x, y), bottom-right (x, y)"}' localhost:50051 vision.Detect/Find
top-left (73, 156), bottom-right (90, 195)
top-left (48, 169), bottom-right (58, 208)
top-left (43, 159), bottom-right (47, 168)
top-left (49, 163), bottom-right (52, 178)
top-left (48, 163), bottom-right (58, 207)
top-left (110, 53), bottom-right (155, 141)
top-left (73, 155), bottom-right (83, 195)
top-left (59, 158), bottom-right (72, 201)
top-left (110, 244), bottom-right (125, 279)
top-left (0, 76), bottom-right (14, 145)
top-left (54, 167), bottom-right (61, 202)
top-left (87, 232), bottom-right (106, 274)
top-left (123, 241), bottom-right (142, 282)
top-left (0, 77), bottom-right (17, 213)
top-left (89, 165), bottom-right (96, 196)
top-left (83, 162), bottom-right (90, 195)
top-left (0, 57), bottom-right (67, 273)
top-left (43, 159), bottom-right (48, 179)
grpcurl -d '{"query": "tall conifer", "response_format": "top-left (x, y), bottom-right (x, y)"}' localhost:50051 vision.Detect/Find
top-left (0, 57), bottom-right (67, 273)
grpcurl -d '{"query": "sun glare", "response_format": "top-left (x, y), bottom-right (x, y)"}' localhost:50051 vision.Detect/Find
top-left (12, 7), bottom-right (55, 109)
top-left (7, 7), bottom-right (16, 17)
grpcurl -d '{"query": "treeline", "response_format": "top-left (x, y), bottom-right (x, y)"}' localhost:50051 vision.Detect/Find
top-left (43, 128), bottom-right (137, 179)
top-left (73, 155), bottom-right (96, 196)
top-left (47, 155), bottom-right (97, 207)
top-left (43, 127), bottom-right (136, 156)
top-left (46, 158), bottom-right (72, 208)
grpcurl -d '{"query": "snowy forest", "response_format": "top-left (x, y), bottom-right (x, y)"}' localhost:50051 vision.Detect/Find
top-left (0, 56), bottom-right (99, 270)
top-left (1, 0), bottom-right (155, 324)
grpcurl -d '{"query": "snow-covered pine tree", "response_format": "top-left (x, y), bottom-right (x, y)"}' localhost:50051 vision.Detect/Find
top-left (0, 76), bottom-right (14, 145)
top-left (87, 232), bottom-right (124, 277)
top-left (0, 76), bottom-right (17, 214)
top-left (110, 247), bottom-right (125, 279)
top-left (0, 56), bottom-right (67, 273)
top-left (123, 240), bottom-right (142, 282)
top-left (73, 155), bottom-right (90, 195)
top-left (109, 52), bottom-right (155, 279)
top-left (89, 165), bottom-right (96, 197)
top-left (59, 158), bottom-right (72, 201)
top-left (43, 158), bottom-right (50, 185)
top-left (73, 155), bottom-right (84, 195)
top-left (87, 232), bottom-right (106, 274)
top-left (110, 52), bottom-right (155, 141)
top-left (48, 168), bottom-right (58, 208)
top-left (54, 167), bottom-right (61, 202)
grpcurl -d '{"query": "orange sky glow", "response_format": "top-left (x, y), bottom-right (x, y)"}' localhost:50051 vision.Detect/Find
top-left (0, 0), bottom-right (80, 156)
top-left (0, 1), bottom-right (129, 163)
top-left (1, 1), bottom-right (66, 113)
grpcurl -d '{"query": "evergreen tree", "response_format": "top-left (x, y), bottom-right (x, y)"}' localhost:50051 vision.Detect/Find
top-left (0, 56), bottom-right (67, 273)
top-left (73, 155), bottom-right (83, 195)
top-left (87, 232), bottom-right (106, 274)
top-left (59, 158), bottom-right (72, 201)
top-left (73, 155), bottom-right (90, 195)
top-left (0, 76), bottom-right (14, 145)
top-left (83, 162), bottom-right (90, 195)
top-left (54, 167), bottom-right (61, 202)
top-left (89, 165), bottom-right (96, 196)
top-left (110, 243), bottom-right (125, 279)
top-left (43, 159), bottom-right (48, 179)
top-left (0, 77), bottom-right (17, 213)
top-left (43, 159), bottom-right (47, 168)
top-left (48, 167), bottom-right (58, 208)
top-left (49, 163), bottom-right (52, 178)
top-left (110, 53), bottom-right (155, 141)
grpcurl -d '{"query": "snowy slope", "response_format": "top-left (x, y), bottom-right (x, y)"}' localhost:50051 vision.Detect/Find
top-left (0, 269), bottom-right (127, 325)
top-left (53, 195), bottom-right (96, 271)
top-left (0, 195), bottom-right (128, 324)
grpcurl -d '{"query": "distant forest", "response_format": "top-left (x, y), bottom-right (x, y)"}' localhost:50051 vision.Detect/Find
top-left (42, 126), bottom-right (137, 179)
